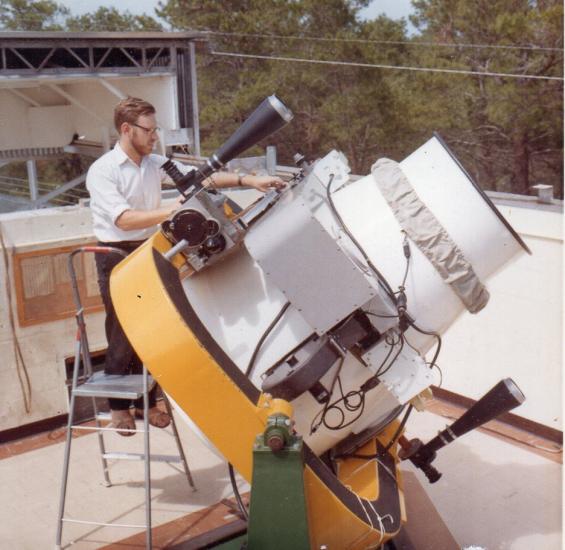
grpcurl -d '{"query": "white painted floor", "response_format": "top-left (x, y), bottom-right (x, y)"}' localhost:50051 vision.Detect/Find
top-left (403, 410), bottom-right (562, 550)
top-left (0, 408), bottom-right (561, 549)
top-left (0, 415), bottom-right (248, 550)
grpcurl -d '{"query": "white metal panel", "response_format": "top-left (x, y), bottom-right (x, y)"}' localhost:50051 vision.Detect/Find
top-left (0, 75), bottom-right (184, 151)
top-left (400, 136), bottom-right (524, 280)
top-left (0, 90), bottom-right (32, 149)
top-left (244, 193), bottom-right (378, 334)
top-left (28, 105), bottom-right (74, 147)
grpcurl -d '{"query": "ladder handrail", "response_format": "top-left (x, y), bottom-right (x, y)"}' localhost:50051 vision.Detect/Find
top-left (67, 246), bottom-right (127, 378)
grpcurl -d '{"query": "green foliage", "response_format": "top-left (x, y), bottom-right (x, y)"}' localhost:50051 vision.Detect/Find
top-left (410, 0), bottom-right (563, 195)
top-left (65, 7), bottom-right (162, 32)
top-left (0, 0), bottom-right (68, 30)
top-left (0, 0), bottom-right (562, 199)
top-left (155, 0), bottom-right (562, 196)
top-left (156, 0), bottom-right (414, 172)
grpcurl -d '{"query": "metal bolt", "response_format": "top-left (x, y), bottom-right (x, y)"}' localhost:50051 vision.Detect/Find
top-left (266, 433), bottom-right (284, 452)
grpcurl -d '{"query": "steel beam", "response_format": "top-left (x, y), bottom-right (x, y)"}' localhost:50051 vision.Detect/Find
top-left (7, 88), bottom-right (41, 106)
top-left (26, 159), bottom-right (38, 205)
top-left (189, 42), bottom-right (201, 157)
top-left (35, 172), bottom-right (87, 206)
top-left (98, 78), bottom-right (126, 99)
top-left (47, 83), bottom-right (107, 125)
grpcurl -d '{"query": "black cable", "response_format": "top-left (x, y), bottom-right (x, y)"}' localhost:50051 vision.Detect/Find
top-left (312, 389), bottom-right (366, 433)
top-left (431, 362), bottom-right (443, 387)
top-left (310, 356), bottom-right (346, 434)
top-left (367, 333), bottom-right (398, 381)
top-left (364, 311), bottom-right (399, 319)
top-left (384, 404), bottom-right (413, 452)
top-left (329, 396), bottom-right (366, 430)
top-left (400, 231), bottom-right (411, 289)
top-left (326, 174), bottom-right (397, 305)
top-left (228, 463), bottom-right (249, 521)
top-left (334, 404), bottom-right (413, 460)
top-left (400, 324), bottom-right (442, 394)
top-left (310, 330), bottom-right (405, 434)
top-left (376, 336), bottom-right (405, 377)
top-left (408, 320), bottom-right (442, 371)
top-left (245, 301), bottom-right (291, 378)
top-left (338, 376), bottom-right (364, 412)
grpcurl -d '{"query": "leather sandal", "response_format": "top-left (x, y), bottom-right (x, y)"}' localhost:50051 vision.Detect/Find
top-left (135, 407), bottom-right (171, 429)
top-left (111, 409), bottom-right (136, 437)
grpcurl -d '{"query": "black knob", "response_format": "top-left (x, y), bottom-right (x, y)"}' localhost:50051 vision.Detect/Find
top-left (204, 234), bottom-right (226, 254)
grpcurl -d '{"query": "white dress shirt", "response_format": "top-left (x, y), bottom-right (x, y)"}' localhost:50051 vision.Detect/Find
top-left (86, 143), bottom-right (194, 242)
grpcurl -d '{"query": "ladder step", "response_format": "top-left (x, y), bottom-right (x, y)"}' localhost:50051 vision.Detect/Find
top-left (95, 412), bottom-right (165, 424)
top-left (102, 452), bottom-right (182, 462)
top-left (72, 372), bottom-right (156, 399)
top-left (62, 517), bottom-right (146, 528)
top-left (72, 425), bottom-right (146, 434)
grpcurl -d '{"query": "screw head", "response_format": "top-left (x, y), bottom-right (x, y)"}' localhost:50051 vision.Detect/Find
top-left (266, 434), bottom-right (284, 452)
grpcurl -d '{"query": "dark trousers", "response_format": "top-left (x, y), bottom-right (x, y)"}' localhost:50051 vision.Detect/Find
top-left (95, 240), bottom-right (157, 411)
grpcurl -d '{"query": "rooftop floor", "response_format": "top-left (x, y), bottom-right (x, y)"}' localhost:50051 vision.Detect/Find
top-left (0, 398), bottom-right (561, 549)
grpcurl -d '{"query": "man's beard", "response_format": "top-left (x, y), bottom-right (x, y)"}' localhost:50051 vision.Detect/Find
top-left (132, 139), bottom-right (154, 157)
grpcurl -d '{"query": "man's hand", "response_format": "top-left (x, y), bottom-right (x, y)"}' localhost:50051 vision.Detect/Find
top-left (243, 175), bottom-right (286, 192)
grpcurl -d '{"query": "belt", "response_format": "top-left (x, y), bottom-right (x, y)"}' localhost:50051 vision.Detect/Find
top-left (97, 239), bottom-right (146, 252)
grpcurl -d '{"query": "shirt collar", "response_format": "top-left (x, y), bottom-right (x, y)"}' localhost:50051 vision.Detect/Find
top-left (113, 142), bottom-right (151, 168)
top-left (113, 142), bottom-right (130, 165)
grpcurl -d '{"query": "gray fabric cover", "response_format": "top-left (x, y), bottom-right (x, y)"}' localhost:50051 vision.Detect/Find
top-left (371, 158), bottom-right (489, 313)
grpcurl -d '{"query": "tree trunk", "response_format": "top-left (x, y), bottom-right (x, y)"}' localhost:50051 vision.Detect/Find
top-left (512, 132), bottom-right (530, 195)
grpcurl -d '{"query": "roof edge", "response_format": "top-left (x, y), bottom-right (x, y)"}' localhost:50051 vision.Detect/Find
top-left (0, 31), bottom-right (207, 41)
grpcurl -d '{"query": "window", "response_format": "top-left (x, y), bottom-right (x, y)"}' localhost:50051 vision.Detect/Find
top-left (13, 244), bottom-right (103, 326)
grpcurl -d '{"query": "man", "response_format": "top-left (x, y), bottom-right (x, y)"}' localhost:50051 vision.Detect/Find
top-left (87, 97), bottom-right (284, 435)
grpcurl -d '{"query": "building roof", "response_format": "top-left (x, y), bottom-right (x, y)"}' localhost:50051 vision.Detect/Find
top-left (0, 31), bottom-right (207, 41)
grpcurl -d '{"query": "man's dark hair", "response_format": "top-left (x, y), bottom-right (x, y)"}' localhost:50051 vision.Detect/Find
top-left (114, 97), bottom-right (156, 133)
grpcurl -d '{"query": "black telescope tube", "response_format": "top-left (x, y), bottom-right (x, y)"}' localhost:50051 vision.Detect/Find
top-left (400, 378), bottom-right (525, 483)
top-left (423, 378), bottom-right (525, 455)
top-left (164, 95), bottom-right (293, 195)
top-left (214, 95), bottom-right (293, 164)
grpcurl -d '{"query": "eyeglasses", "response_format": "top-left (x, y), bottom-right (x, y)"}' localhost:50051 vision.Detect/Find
top-left (131, 123), bottom-right (161, 135)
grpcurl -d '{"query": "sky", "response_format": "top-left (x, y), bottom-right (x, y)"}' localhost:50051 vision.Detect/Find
top-left (60, 0), bottom-right (416, 26)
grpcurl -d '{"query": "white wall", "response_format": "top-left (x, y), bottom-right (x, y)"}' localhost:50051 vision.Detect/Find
top-left (0, 90), bottom-right (33, 150)
top-left (0, 206), bottom-right (107, 432)
top-left (0, 75), bottom-right (179, 151)
top-left (437, 202), bottom-right (563, 430)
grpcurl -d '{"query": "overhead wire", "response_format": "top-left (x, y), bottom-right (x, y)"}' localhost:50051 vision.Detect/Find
top-left (211, 50), bottom-right (563, 81)
top-left (205, 30), bottom-right (564, 53)
top-left (0, 18), bottom-right (561, 52)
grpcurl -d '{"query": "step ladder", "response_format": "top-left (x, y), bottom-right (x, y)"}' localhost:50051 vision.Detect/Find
top-left (55, 246), bottom-right (196, 550)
